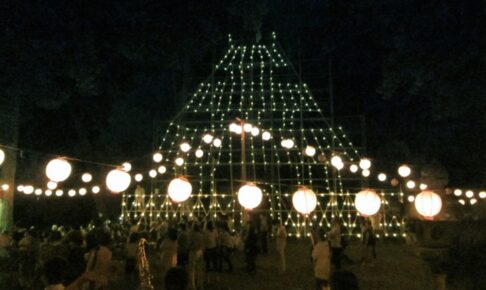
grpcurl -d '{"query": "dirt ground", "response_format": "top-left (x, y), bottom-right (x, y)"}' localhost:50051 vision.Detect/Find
top-left (112, 238), bottom-right (434, 290)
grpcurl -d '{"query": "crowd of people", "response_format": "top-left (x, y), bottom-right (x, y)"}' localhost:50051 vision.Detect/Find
top-left (0, 212), bottom-right (377, 290)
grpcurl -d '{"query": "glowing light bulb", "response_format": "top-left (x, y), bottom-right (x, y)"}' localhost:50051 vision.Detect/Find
top-left (243, 123), bottom-right (252, 133)
top-left (251, 127), bottom-right (260, 136)
top-left (79, 188), bottom-right (87, 196)
top-left (407, 195), bottom-right (415, 202)
top-left (34, 188), bottom-right (42, 196)
top-left (153, 152), bottom-right (163, 163)
top-left (406, 180), bottom-right (416, 189)
top-left (68, 189), bottom-right (76, 197)
top-left (378, 173), bottom-right (387, 182)
top-left (122, 162), bottom-right (132, 172)
top-left (349, 164), bottom-right (358, 173)
top-left (82, 173), bottom-right (93, 183)
top-left (470, 198), bottom-right (477, 205)
top-left (149, 169), bottom-right (157, 178)
top-left (47, 181), bottom-right (58, 190)
top-left (465, 190), bottom-right (474, 198)
top-left (180, 142), bottom-right (191, 152)
top-left (213, 138), bottom-right (222, 147)
top-left (195, 149), bottom-right (204, 158)
top-left (55, 189), bottom-right (63, 197)
top-left (304, 146), bottom-right (316, 157)
top-left (262, 131), bottom-right (271, 141)
top-left (175, 158), bottom-right (184, 166)
top-left (454, 189), bottom-right (462, 196)
top-left (398, 165), bottom-right (411, 177)
top-left (135, 174), bottom-right (143, 182)
top-left (158, 165), bottom-right (167, 174)
top-left (362, 169), bottom-right (370, 177)
top-left (479, 191), bottom-right (486, 199)
top-left (92, 186), bottom-right (100, 194)
top-left (45, 189), bottom-right (53, 196)
top-left (359, 159), bottom-right (371, 170)
top-left (419, 183), bottom-right (428, 190)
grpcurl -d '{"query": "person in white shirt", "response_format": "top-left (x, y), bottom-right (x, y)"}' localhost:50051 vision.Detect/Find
top-left (312, 229), bottom-right (331, 290)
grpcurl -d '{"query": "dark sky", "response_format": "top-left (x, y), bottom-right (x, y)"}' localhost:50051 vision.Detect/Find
top-left (2, 0), bottom-right (485, 201)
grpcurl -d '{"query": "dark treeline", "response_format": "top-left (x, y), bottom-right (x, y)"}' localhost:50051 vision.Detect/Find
top-left (1, 0), bottom-right (485, 225)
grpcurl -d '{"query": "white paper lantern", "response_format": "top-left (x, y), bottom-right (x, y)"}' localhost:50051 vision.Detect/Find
top-left (213, 138), bottom-right (222, 147)
top-left (359, 159), bottom-right (371, 170)
top-left (47, 181), bottom-right (58, 190)
top-left (465, 190), bottom-right (474, 198)
top-left (251, 127), bottom-right (260, 136)
top-left (203, 133), bottom-right (214, 143)
top-left (1, 184), bottom-right (9, 191)
top-left (82, 173), bottom-right (93, 183)
top-left (378, 173), bottom-right (387, 182)
top-left (361, 169), bottom-right (370, 177)
top-left (122, 162), bottom-right (132, 172)
top-left (135, 174), bottom-right (143, 182)
top-left (180, 142), bottom-right (191, 152)
top-left (0, 148), bottom-right (5, 165)
top-left (175, 158), bottom-right (184, 166)
top-left (106, 169), bottom-right (131, 193)
top-left (55, 189), bottom-right (63, 197)
top-left (479, 191), bottom-right (486, 199)
top-left (407, 195), bottom-right (415, 202)
top-left (68, 189), bottom-right (76, 197)
top-left (262, 131), bottom-right (271, 141)
top-left (158, 165), bottom-right (167, 174)
top-left (453, 189), bottom-right (462, 196)
top-left (470, 198), bottom-right (477, 205)
top-left (23, 185), bottom-right (34, 195)
top-left (458, 199), bottom-right (465, 205)
top-left (419, 183), bottom-right (428, 190)
top-left (355, 189), bottom-right (381, 216)
top-left (292, 187), bottom-right (317, 215)
top-left (45, 189), bottom-right (53, 196)
top-left (331, 155), bottom-right (343, 168)
top-left (243, 123), bottom-right (252, 133)
top-left (34, 188), bottom-right (42, 196)
top-left (45, 158), bottom-right (72, 182)
top-left (414, 190), bottom-right (442, 219)
top-left (406, 180), bottom-right (416, 189)
top-left (78, 188), bottom-right (87, 196)
top-left (17, 185), bottom-right (24, 192)
top-left (92, 186), bottom-right (100, 194)
top-left (195, 149), bottom-right (204, 158)
top-left (349, 164), bottom-right (358, 173)
top-left (229, 123), bottom-right (239, 133)
top-left (398, 165), bottom-right (411, 177)
top-left (168, 177), bottom-right (192, 203)
top-left (281, 139), bottom-right (294, 149)
top-left (153, 152), bottom-right (163, 163)
top-left (149, 169), bottom-right (157, 178)
top-left (304, 146), bottom-right (316, 157)
top-left (237, 183), bottom-right (263, 210)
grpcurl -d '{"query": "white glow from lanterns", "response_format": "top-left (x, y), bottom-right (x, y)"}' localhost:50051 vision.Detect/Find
top-left (23, 185), bottom-right (34, 195)
top-left (229, 123), bottom-right (239, 133)
top-left (135, 174), bottom-right (143, 182)
top-left (237, 183), bottom-right (263, 210)
top-left (175, 158), bottom-right (184, 166)
top-left (359, 159), bottom-right (371, 170)
top-left (79, 188), bottom-right (87, 196)
top-left (168, 177), bottom-right (192, 203)
top-left (479, 191), bottom-right (486, 199)
top-left (304, 146), bottom-right (316, 157)
top-left (398, 165), bottom-right (411, 177)
top-left (470, 198), bottom-right (477, 205)
top-left (406, 180), bottom-right (416, 189)
top-left (262, 131), bottom-right (271, 141)
top-left (213, 138), bottom-right (222, 147)
top-left (243, 123), bottom-right (252, 133)
top-left (92, 186), bottom-right (100, 194)
top-left (180, 142), bottom-right (191, 152)
top-left (55, 189), bottom-right (63, 197)
top-left (158, 165), bottom-right (167, 174)
top-left (465, 190), bottom-right (474, 198)
top-left (106, 169), bottom-right (131, 193)
top-left (149, 169), bottom-right (157, 178)
top-left (361, 169), bottom-right (370, 177)
top-left (407, 195), bottom-right (415, 202)
top-left (458, 199), bottom-right (465, 205)
top-left (349, 164), bottom-right (358, 173)
top-left (1, 184), bottom-right (9, 191)
top-left (251, 127), bottom-right (260, 136)
top-left (195, 149), bottom-right (204, 158)
top-left (0, 148), bottom-right (5, 165)
top-left (378, 173), bottom-right (387, 182)
top-left (292, 187), bottom-right (317, 215)
top-left (414, 190), bottom-right (442, 218)
top-left (45, 189), bottom-right (52, 197)
top-left (419, 183), bottom-right (428, 190)
top-left (34, 188), bottom-right (42, 196)
top-left (355, 189), bottom-right (381, 216)
top-left (453, 189), bottom-right (462, 196)
top-left (122, 162), bottom-right (132, 172)
top-left (280, 139), bottom-right (294, 149)
top-left (45, 158), bottom-right (72, 182)
top-left (68, 189), bottom-right (76, 197)
top-left (153, 152), bottom-right (163, 163)
top-left (82, 173), bottom-right (93, 183)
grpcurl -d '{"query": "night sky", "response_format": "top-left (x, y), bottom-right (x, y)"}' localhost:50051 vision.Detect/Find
top-left (1, 0), bottom-right (485, 225)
